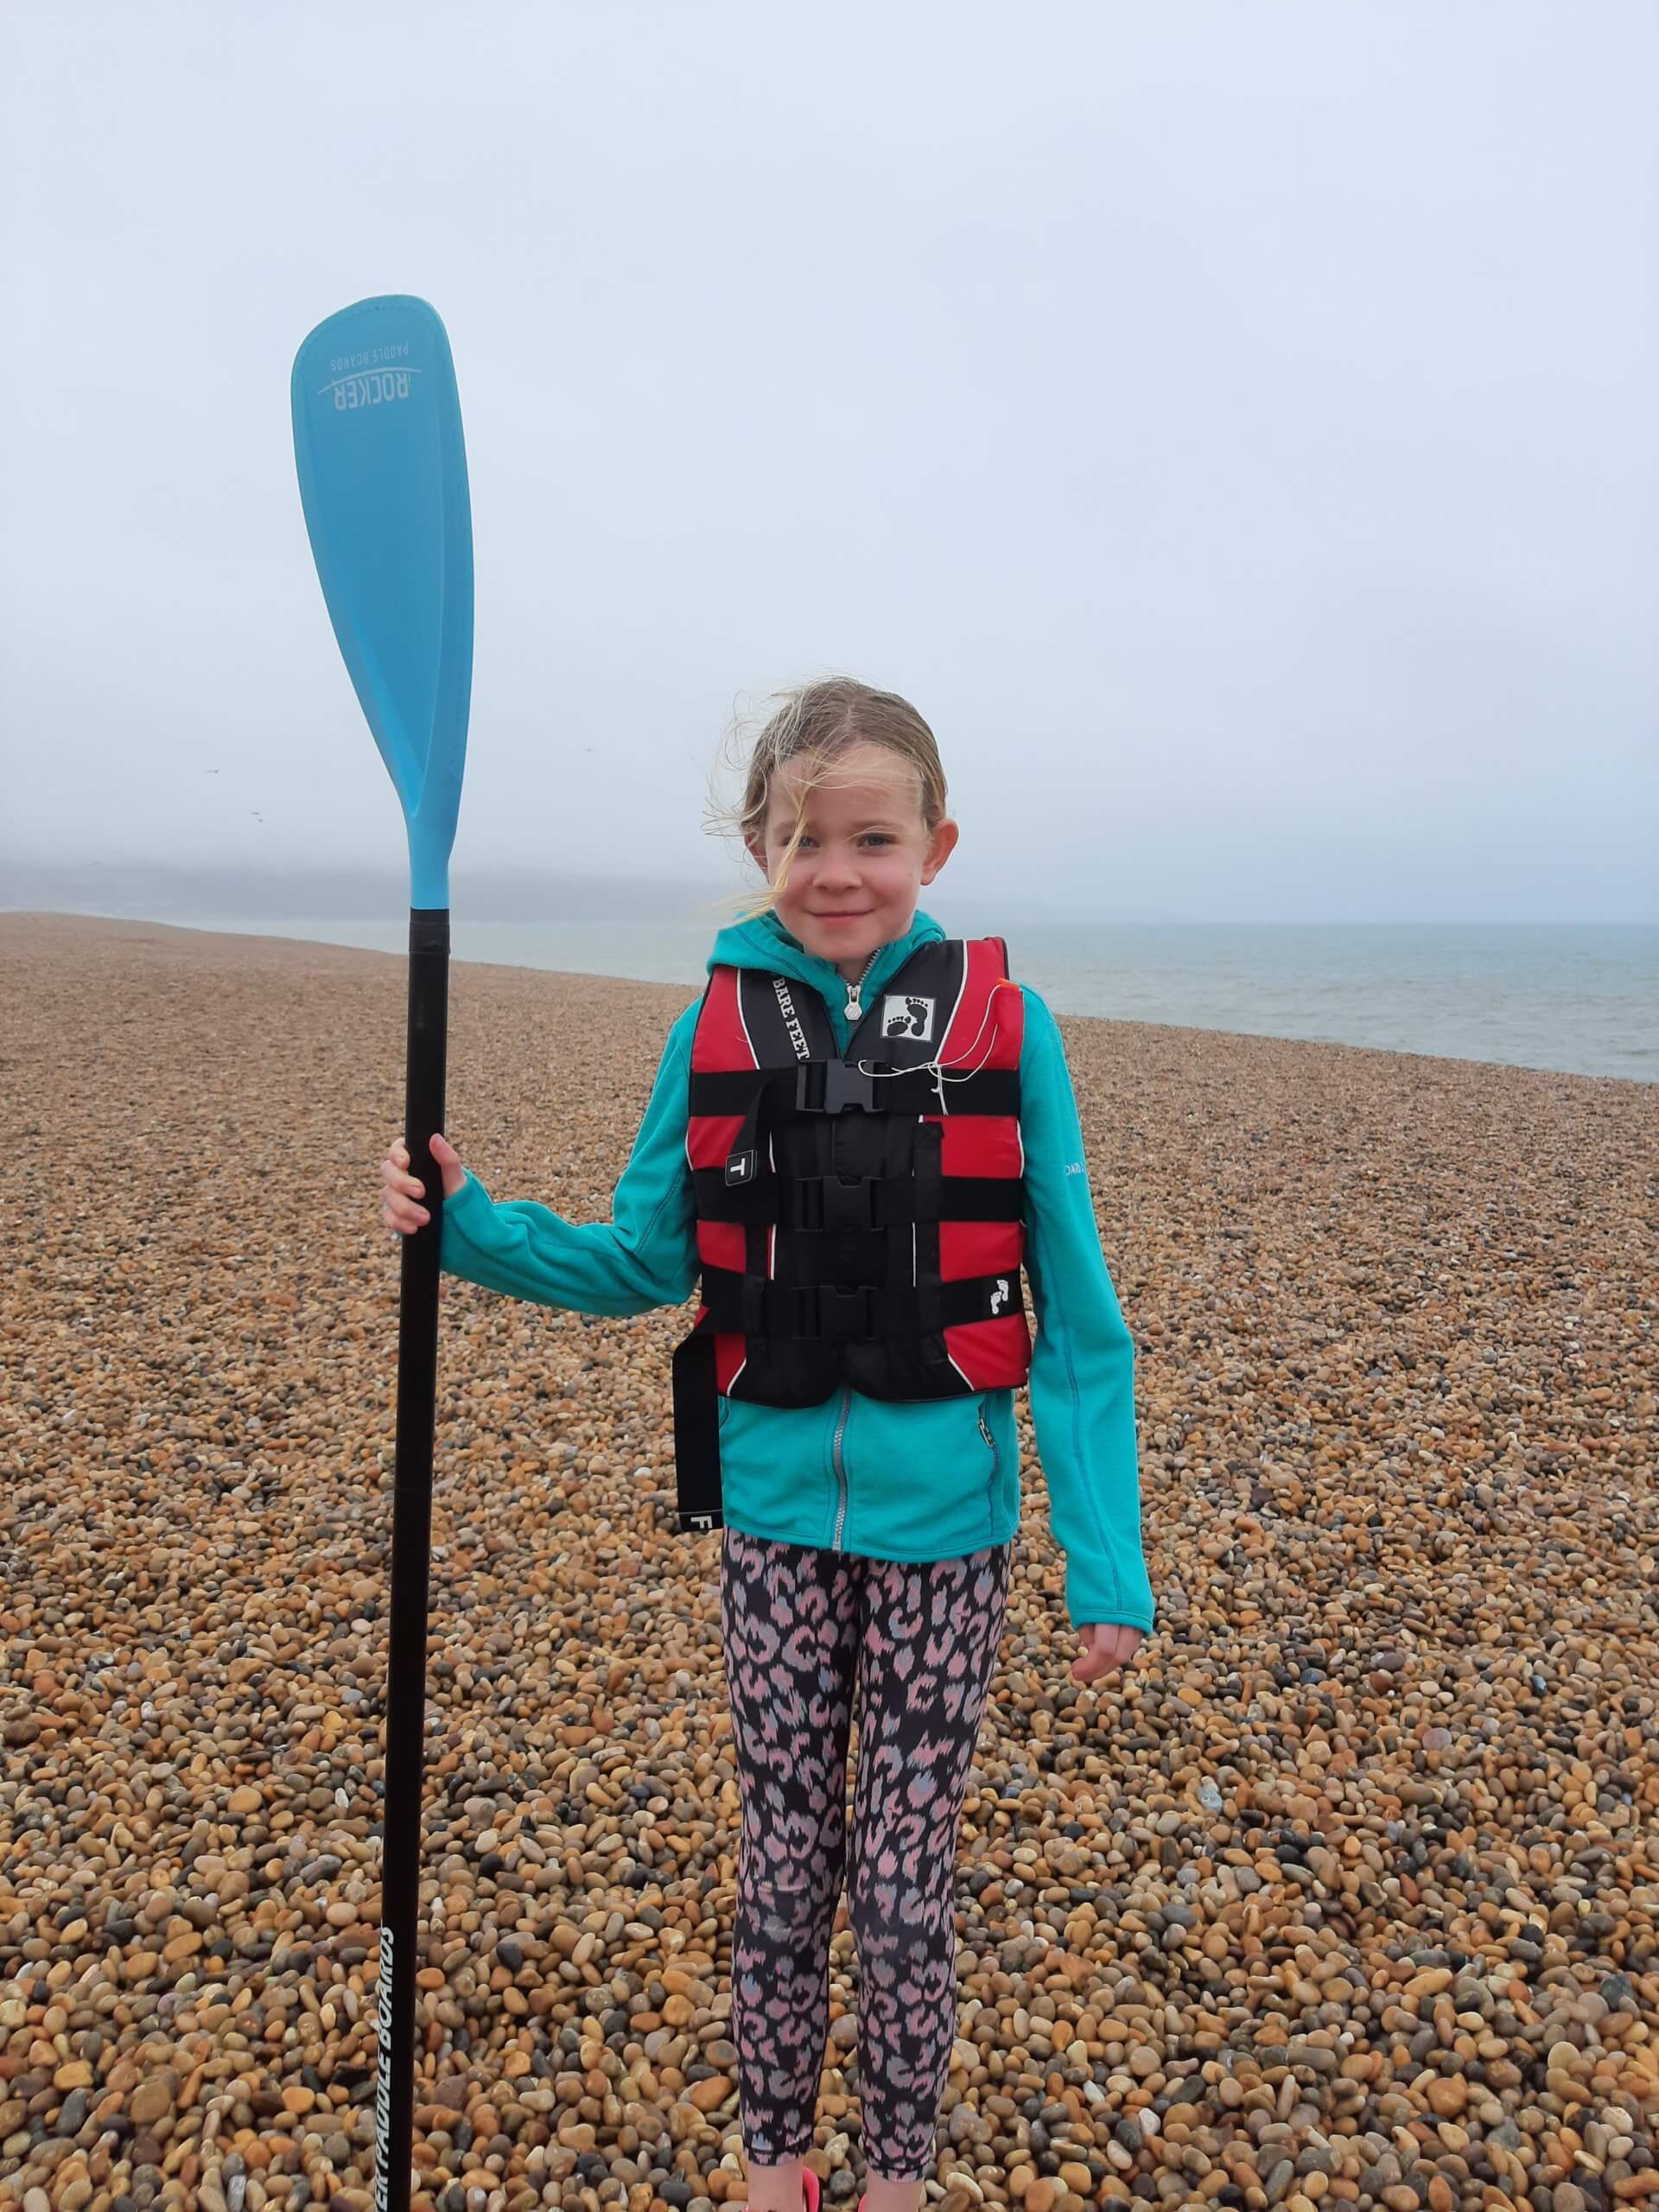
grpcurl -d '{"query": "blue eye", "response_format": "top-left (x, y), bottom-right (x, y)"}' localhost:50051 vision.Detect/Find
top-left (797, 834), bottom-right (892, 847)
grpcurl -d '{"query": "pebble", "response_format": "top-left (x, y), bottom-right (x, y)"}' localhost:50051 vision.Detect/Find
top-left (2, 917), bottom-right (1657, 2212)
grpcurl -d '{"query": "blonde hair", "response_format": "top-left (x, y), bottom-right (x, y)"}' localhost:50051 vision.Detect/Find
top-left (702, 675), bottom-right (949, 925)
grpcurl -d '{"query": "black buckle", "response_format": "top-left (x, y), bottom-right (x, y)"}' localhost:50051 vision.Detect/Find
top-left (800, 1282), bottom-right (874, 1340)
top-left (823, 1176), bottom-right (878, 1230)
top-left (791, 1175), bottom-right (879, 1232)
top-left (797, 1059), bottom-right (876, 1114)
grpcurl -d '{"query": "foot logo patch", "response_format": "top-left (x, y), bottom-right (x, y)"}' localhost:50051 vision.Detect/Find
top-left (880, 993), bottom-right (935, 1041)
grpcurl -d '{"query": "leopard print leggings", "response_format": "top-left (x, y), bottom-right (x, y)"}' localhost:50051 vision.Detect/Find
top-left (718, 1524), bottom-right (1014, 2182)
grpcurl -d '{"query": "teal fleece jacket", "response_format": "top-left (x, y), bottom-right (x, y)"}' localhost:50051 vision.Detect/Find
top-left (437, 906), bottom-right (1155, 1635)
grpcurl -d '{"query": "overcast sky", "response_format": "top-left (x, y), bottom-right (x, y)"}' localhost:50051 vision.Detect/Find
top-left (3, 2), bottom-right (1656, 923)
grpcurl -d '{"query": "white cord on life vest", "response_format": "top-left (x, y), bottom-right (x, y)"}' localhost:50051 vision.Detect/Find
top-left (854, 978), bottom-right (1016, 1109)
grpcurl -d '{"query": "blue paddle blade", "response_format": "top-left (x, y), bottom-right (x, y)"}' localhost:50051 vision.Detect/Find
top-left (291, 296), bottom-right (474, 908)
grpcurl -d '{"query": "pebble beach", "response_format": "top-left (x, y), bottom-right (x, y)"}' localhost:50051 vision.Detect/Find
top-left (3, 912), bottom-right (1656, 2212)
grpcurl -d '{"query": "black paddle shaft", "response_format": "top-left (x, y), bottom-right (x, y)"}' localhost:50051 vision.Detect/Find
top-left (376, 906), bottom-right (450, 2212)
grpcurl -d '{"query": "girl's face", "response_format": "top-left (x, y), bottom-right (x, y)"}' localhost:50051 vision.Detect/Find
top-left (747, 741), bottom-right (958, 978)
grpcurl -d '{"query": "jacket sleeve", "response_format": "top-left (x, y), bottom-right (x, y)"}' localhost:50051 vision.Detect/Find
top-left (436, 1001), bottom-right (700, 1316)
top-left (1018, 984), bottom-right (1155, 1636)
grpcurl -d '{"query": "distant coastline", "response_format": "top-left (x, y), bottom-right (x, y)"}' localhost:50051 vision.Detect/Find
top-left (6, 901), bottom-right (1654, 1084)
top-left (0, 858), bottom-right (1178, 930)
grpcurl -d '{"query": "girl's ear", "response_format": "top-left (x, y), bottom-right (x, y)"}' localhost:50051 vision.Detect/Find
top-left (920, 816), bottom-right (959, 883)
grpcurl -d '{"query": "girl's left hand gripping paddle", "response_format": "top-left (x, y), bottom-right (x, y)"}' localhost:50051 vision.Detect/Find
top-left (291, 295), bottom-right (474, 2212)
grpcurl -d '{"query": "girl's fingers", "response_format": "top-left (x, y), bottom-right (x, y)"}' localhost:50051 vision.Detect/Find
top-left (382, 1136), bottom-right (454, 1211)
top-left (379, 1194), bottom-right (429, 1233)
top-left (380, 1141), bottom-right (428, 1233)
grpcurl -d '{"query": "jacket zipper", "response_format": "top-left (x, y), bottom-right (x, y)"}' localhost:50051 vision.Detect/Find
top-left (842, 948), bottom-right (880, 1025)
top-left (831, 1384), bottom-right (851, 1549)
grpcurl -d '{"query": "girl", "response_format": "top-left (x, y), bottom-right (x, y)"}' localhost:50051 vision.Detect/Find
top-left (378, 678), bottom-right (1154, 2212)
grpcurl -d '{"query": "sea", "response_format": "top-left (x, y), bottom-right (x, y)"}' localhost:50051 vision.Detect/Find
top-left (162, 916), bottom-right (1656, 1083)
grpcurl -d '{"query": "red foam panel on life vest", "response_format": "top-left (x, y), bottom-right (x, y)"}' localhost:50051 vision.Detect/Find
top-left (944, 1313), bottom-right (1033, 1389)
top-left (938, 1218), bottom-right (1025, 1282)
top-left (696, 1220), bottom-right (747, 1271)
top-left (687, 969), bottom-right (757, 1173)
top-left (935, 1115), bottom-right (1023, 1177)
top-left (939, 948), bottom-right (1024, 1069)
top-left (689, 1116), bottom-right (747, 1173)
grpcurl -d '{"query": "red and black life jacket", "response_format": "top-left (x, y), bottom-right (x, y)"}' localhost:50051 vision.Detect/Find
top-left (671, 934), bottom-right (1032, 1532)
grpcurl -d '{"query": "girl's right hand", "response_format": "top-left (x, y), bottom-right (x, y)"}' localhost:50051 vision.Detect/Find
top-left (378, 1132), bottom-right (466, 1236)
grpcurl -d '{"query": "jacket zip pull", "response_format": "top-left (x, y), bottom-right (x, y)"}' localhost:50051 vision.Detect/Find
top-left (843, 950), bottom-right (878, 1025)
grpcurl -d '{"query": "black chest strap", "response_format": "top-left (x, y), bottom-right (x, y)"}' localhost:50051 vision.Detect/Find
top-left (690, 1062), bottom-right (1020, 1188)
